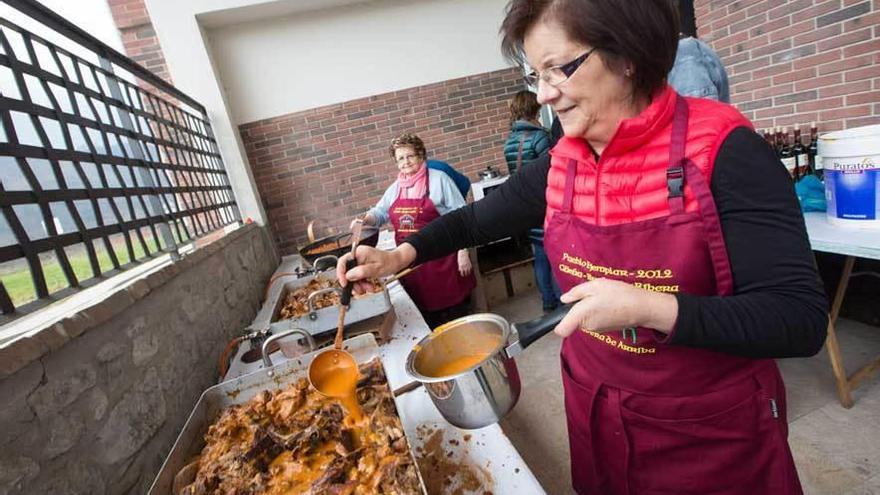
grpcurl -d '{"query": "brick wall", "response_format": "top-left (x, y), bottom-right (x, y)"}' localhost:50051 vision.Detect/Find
top-left (696, 0), bottom-right (880, 133)
top-left (239, 68), bottom-right (524, 255)
top-left (107, 0), bottom-right (172, 86)
top-left (697, 0), bottom-right (880, 326)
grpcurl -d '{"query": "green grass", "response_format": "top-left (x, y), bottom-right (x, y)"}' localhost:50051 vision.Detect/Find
top-left (2, 236), bottom-right (162, 308)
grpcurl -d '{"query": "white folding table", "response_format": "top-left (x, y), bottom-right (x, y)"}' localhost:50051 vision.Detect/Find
top-left (804, 212), bottom-right (880, 408)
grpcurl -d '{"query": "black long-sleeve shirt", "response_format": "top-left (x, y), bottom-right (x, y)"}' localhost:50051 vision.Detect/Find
top-left (406, 128), bottom-right (828, 359)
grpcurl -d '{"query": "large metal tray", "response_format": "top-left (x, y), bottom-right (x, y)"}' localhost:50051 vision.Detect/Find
top-left (148, 333), bottom-right (426, 494)
top-left (251, 269), bottom-right (392, 337)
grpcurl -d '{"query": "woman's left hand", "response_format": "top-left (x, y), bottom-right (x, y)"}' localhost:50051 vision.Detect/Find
top-left (553, 278), bottom-right (678, 338)
top-left (457, 250), bottom-right (473, 277)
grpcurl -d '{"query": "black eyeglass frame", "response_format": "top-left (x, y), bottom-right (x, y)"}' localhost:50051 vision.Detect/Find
top-left (523, 47), bottom-right (598, 87)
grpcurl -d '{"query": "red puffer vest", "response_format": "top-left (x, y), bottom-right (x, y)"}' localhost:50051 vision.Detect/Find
top-left (546, 86), bottom-right (752, 226)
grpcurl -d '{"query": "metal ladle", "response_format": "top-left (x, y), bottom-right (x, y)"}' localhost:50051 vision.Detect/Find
top-left (307, 220), bottom-right (364, 416)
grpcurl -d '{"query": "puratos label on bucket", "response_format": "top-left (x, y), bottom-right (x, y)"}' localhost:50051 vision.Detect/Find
top-left (825, 155), bottom-right (879, 221)
top-left (824, 155), bottom-right (878, 172)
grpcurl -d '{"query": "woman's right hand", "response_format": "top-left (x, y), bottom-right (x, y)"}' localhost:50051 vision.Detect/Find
top-left (336, 244), bottom-right (417, 294)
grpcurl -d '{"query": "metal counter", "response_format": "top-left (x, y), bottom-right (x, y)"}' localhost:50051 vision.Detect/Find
top-left (225, 254), bottom-right (547, 494)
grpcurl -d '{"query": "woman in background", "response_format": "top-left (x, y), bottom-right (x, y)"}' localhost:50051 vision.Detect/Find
top-left (504, 90), bottom-right (552, 175)
top-left (357, 133), bottom-right (475, 328)
top-left (503, 90), bottom-right (561, 312)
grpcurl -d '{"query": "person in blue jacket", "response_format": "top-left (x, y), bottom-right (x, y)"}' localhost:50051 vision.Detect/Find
top-left (503, 90), bottom-right (561, 312)
top-left (427, 159), bottom-right (471, 200)
top-left (668, 35), bottom-right (730, 103)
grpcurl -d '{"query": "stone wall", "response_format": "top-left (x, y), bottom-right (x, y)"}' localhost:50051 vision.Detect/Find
top-left (0, 224), bottom-right (279, 495)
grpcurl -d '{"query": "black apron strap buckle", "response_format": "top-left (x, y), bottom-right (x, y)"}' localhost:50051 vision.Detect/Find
top-left (667, 165), bottom-right (685, 198)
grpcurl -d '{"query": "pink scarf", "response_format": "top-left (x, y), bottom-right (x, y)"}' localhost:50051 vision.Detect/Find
top-left (396, 162), bottom-right (428, 200)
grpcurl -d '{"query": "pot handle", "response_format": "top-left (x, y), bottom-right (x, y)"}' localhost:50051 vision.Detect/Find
top-left (505, 303), bottom-right (573, 358)
top-left (306, 220), bottom-right (317, 243)
top-left (312, 255), bottom-right (338, 272)
top-left (262, 328), bottom-right (316, 371)
top-left (392, 381), bottom-right (423, 397)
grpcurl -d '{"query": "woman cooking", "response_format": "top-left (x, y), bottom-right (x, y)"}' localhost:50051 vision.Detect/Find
top-left (340, 1), bottom-right (828, 493)
top-left (356, 133), bottom-right (475, 329)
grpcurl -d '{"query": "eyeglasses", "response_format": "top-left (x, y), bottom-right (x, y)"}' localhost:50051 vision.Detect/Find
top-left (396, 154), bottom-right (421, 164)
top-left (523, 48), bottom-right (597, 87)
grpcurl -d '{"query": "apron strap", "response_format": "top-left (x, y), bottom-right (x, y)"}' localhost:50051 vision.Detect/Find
top-left (685, 159), bottom-right (735, 296)
top-left (668, 96), bottom-right (735, 296)
top-left (667, 95), bottom-right (689, 214)
top-left (413, 167), bottom-right (436, 217)
top-left (562, 158), bottom-right (577, 214)
top-left (413, 165), bottom-right (431, 226)
top-left (423, 164), bottom-right (431, 199)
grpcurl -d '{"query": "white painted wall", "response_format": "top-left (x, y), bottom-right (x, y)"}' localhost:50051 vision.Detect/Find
top-left (145, 0), bottom-right (275, 225)
top-left (143, 0), bottom-right (513, 225)
top-left (1, 0), bottom-right (124, 59)
top-left (207, 0), bottom-right (511, 123)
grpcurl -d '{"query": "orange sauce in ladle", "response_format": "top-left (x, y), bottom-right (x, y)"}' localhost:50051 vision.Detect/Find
top-left (307, 279), bottom-right (363, 421)
top-left (308, 219), bottom-right (366, 421)
top-left (308, 347), bottom-right (363, 421)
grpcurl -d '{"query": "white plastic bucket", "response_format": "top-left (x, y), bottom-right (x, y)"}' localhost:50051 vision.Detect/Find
top-left (817, 124), bottom-right (880, 229)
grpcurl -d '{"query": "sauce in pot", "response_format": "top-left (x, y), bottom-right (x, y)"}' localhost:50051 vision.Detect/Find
top-left (421, 352), bottom-right (491, 378)
top-left (413, 322), bottom-right (503, 379)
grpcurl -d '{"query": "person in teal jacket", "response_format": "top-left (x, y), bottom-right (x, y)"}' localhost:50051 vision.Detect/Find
top-left (503, 90), bottom-right (551, 175)
top-left (502, 90), bottom-right (561, 312)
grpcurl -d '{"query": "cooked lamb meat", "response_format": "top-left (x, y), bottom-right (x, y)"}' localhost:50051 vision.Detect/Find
top-left (277, 276), bottom-right (384, 321)
top-left (310, 453), bottom-right (355, 492)
top-left (178, 359), bottom-right (421, 495)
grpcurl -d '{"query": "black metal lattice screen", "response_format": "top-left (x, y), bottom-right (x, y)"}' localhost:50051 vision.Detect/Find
top-left (0, 1), bottom-right (240, 317)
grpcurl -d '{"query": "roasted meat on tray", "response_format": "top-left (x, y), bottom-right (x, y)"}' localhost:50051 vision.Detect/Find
top-left (277, 276), bottom-right (384, 321)
top-left (175, 359), bottom-right (421, 495)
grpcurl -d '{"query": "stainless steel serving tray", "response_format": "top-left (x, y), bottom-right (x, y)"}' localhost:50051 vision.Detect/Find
top-left (148, 333), bottom-right (426, 494)
top-left (251, 268), bottom-right (392, 337)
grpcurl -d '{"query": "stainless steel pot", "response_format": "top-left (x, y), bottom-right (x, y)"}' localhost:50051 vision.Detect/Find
top-left (404, 304), bottom-right (571, 429)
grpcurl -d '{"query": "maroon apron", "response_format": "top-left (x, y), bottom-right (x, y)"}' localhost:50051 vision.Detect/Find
top-left (389, 170), bottom-right (475, 313)
top-left (543, 96), bottom-right (802, 494)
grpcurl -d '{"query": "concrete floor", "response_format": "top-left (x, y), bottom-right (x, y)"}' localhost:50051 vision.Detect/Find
top-left (495, 290), bottom-right (880, 495)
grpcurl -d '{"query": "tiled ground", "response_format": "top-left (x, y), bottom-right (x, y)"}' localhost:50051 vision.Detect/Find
top-left (496, 289), bottom-right (880, 495)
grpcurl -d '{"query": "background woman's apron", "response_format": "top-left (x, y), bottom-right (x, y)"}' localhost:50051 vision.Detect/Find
top-left (389, 172), bottom-right (475, 313)
top-left (543, 96), bottom-right (802, 494)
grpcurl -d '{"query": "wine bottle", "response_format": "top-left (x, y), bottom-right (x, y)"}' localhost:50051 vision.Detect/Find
top-left (808, 122), bottom-right (822, 180)
top-left (779, 127), bottom-right (796, 178)
top-left (792, 127), bottom-right (808, 180)
top-left (774, 127), bottom-right (784, 157)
